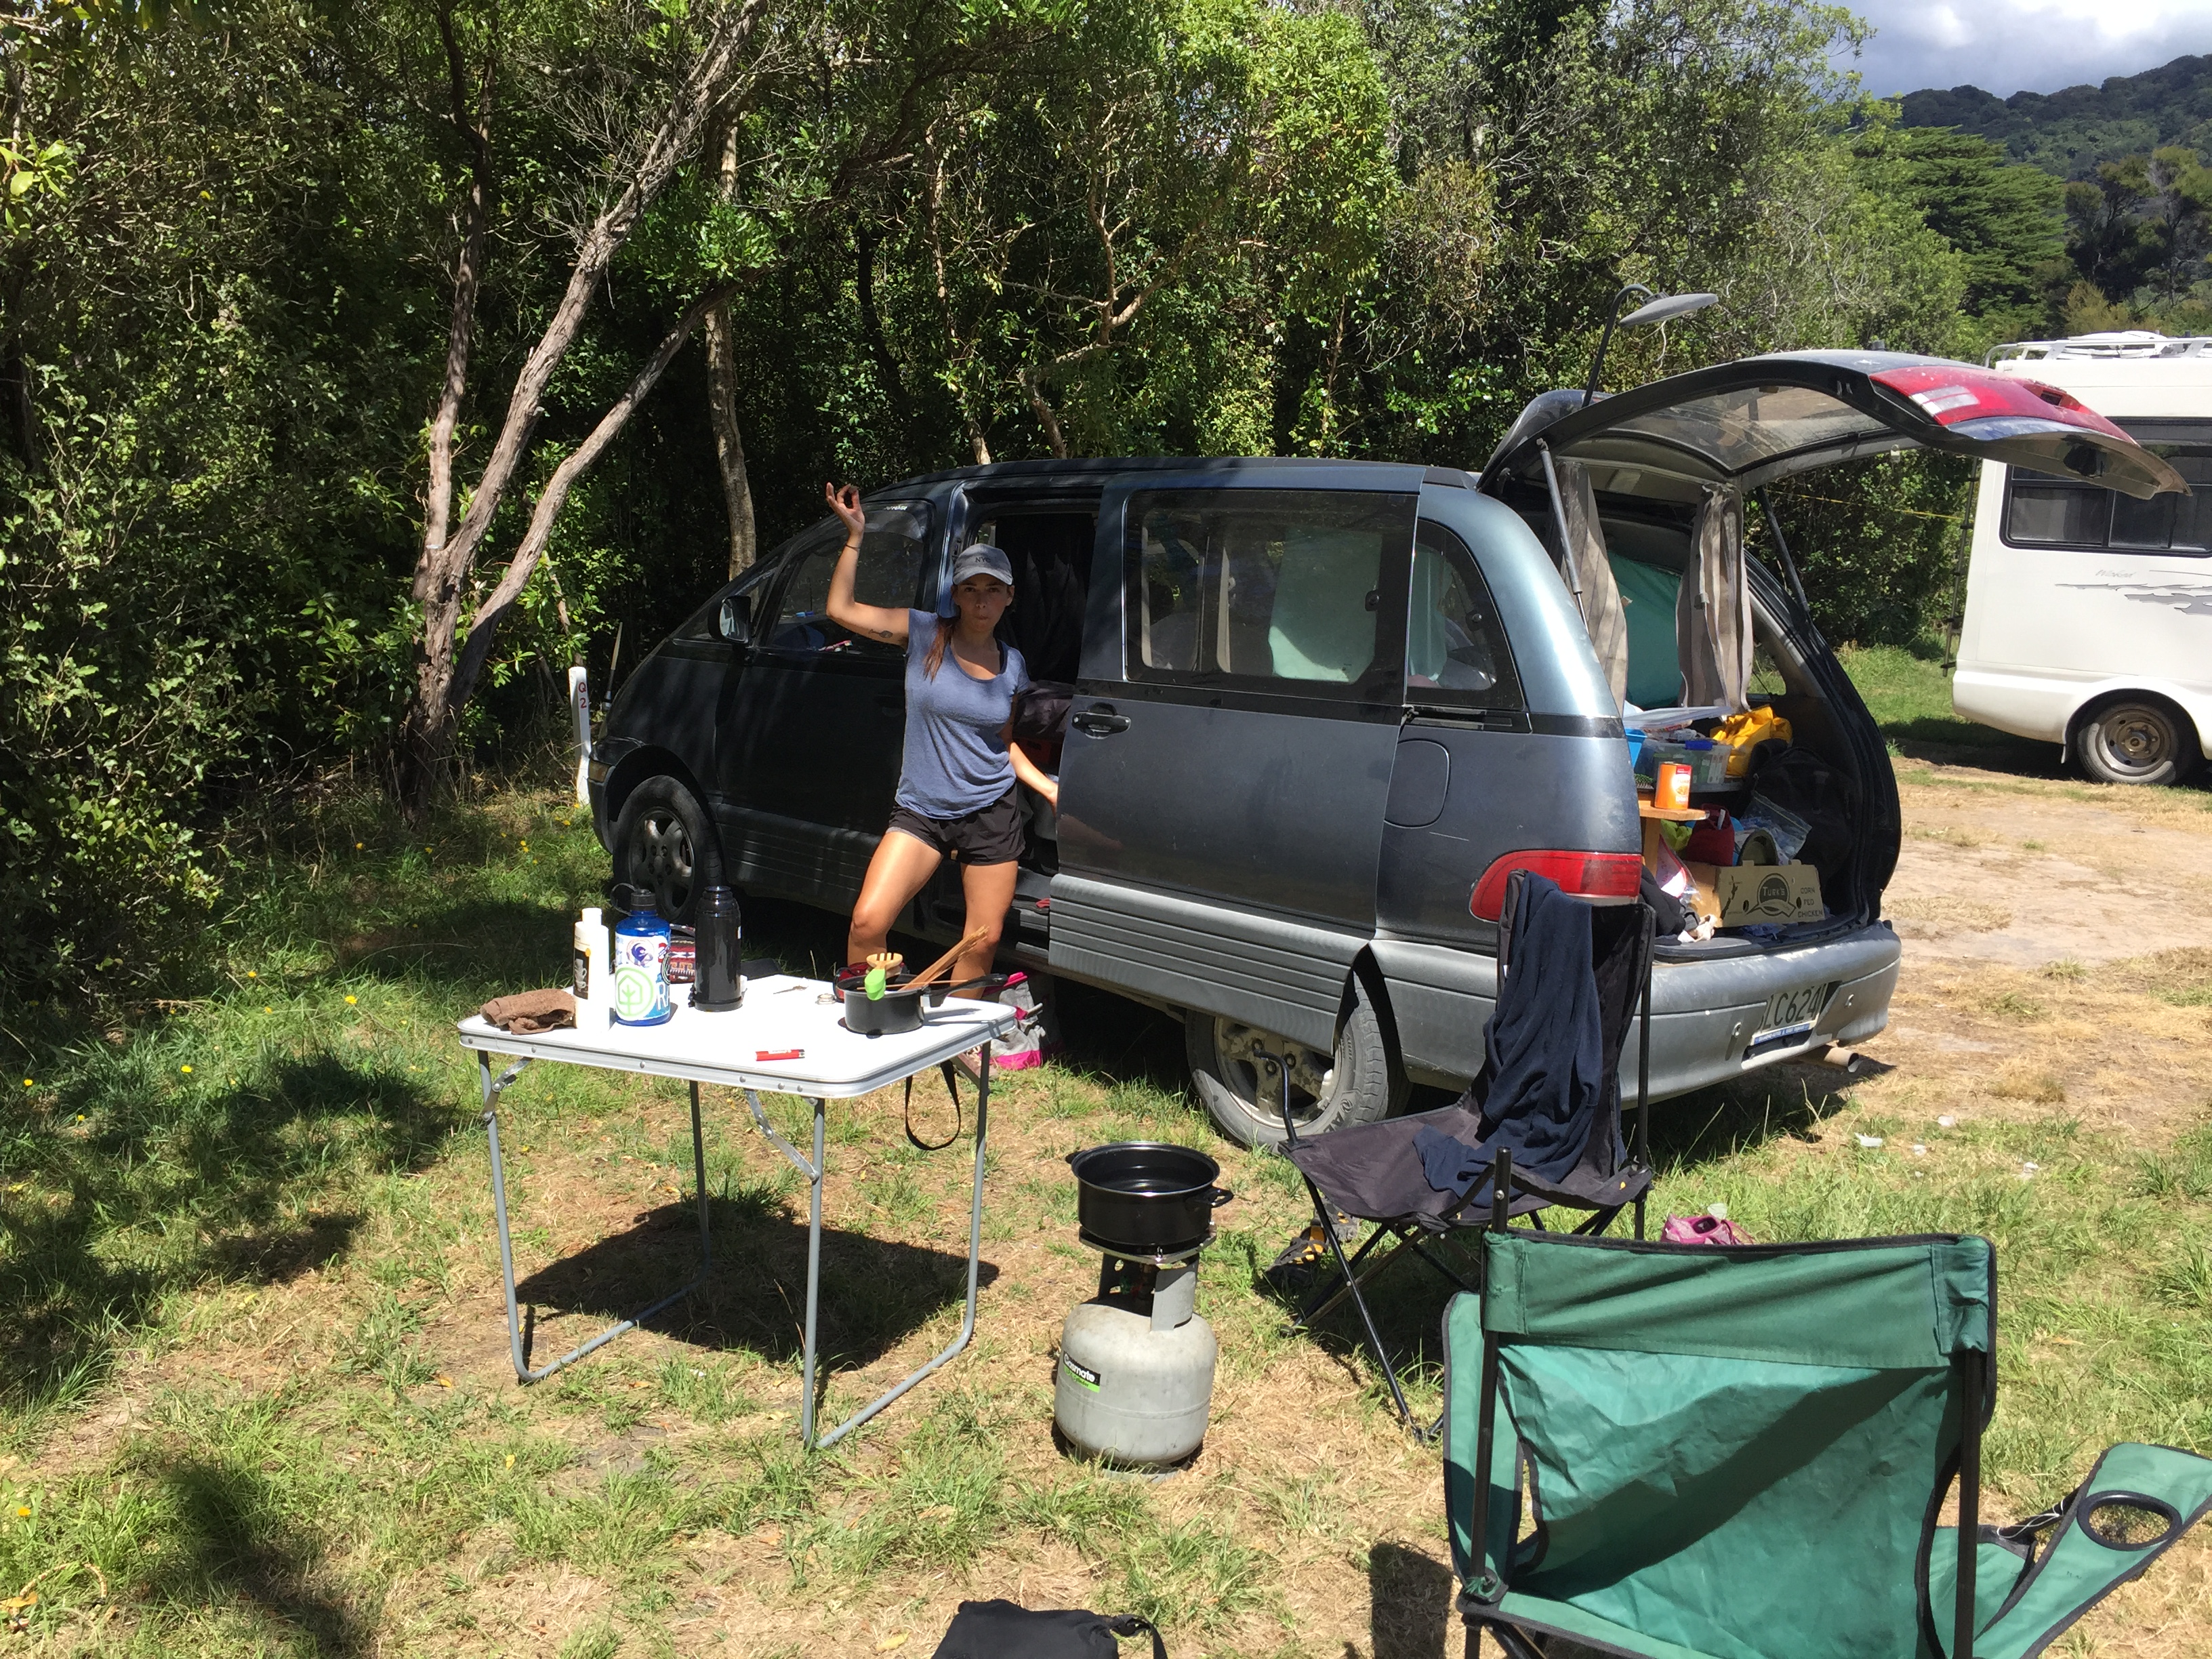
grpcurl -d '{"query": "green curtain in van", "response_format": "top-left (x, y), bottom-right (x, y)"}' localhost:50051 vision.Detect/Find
top-left (1268, 527), bottom-right (1382, 681)
top-left (1609, 554), bottom-right (1683, 710)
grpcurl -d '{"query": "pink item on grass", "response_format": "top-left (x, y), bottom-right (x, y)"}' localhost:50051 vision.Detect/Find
top-left (1662, 1214), bottom-right (1754, 1246)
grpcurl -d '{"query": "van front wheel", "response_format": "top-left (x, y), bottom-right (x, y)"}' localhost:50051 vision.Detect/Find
top-left (1186, 981), bottom-right (1404, 1149)
top-left (2073, 699), bottom-right (2200, 787)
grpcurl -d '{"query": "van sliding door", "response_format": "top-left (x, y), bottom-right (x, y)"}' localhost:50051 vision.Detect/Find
top-left (1050, 474), bottom-right (1414, 1052)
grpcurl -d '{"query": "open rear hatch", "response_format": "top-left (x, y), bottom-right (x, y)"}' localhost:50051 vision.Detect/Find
top-left (1479, 350), bottom-right (2186, 954)
top-left (1483, 349), bottom-right (2187, 502)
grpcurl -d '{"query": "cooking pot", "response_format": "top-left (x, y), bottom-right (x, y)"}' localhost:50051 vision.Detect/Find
top-left (833, 967), bottom-right (1008, 1037)
top-left (1067, 1142), bottom-right (1233, 1254)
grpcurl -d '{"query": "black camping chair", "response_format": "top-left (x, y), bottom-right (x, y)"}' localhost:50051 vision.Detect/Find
top-left (1271, 871), bottom-right (1655, 1435)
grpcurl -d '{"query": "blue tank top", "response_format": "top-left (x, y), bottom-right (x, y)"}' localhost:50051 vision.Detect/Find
top-left (896, 609), bottom-right (1031, 818)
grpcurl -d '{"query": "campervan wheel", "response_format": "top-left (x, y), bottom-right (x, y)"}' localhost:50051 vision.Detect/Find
top-left (1185, 977), bottom-right (1405, 1148)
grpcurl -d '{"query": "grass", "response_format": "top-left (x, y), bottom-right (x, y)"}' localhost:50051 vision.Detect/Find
top-left (1835, 636), bottom-right (2054, 762)
top-left (1, 776), bottom-right (2209, 1654)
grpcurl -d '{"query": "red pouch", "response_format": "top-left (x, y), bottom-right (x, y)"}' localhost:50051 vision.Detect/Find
top-left (1683, 808), bottom-right (1736, 866)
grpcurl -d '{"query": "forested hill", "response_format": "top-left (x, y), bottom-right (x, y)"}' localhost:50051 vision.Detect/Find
top-left (1899, 54), bottom-right (2212, 179)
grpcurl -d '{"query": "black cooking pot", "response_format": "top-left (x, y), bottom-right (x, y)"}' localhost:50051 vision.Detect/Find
top-left (834, 965), bottom-right (944, 1036)
top-left (834, 967), bottom-right (1009, 1037)
top-left (1067, 1142), bottom-right (1233, 1254)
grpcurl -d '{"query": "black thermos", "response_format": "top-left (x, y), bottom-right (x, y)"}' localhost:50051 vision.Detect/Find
top-left (693, 884), bottom-right (744, 1010)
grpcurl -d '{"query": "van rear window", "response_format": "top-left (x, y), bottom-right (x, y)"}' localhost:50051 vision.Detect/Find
top-left (1125, 489), bottom-right (1415, 696)
top-left (2003, 422), bottom-right (2212, 555)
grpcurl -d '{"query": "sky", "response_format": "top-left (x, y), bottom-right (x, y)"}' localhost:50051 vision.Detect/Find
top-left (1834, 0), bottom-right (2212, 99)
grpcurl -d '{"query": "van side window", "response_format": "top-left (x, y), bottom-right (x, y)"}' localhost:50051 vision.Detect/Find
top-left (1125, 489), bottom-right (1414, 695)
top-left (764, 503), bottom-right (935, 655)
top-left (674, 546), bottom-right (783, 640)
top-left (1405, 520), bottom-right (1523, 710)
top-left (2003, 423), bottom-right (2212, 556)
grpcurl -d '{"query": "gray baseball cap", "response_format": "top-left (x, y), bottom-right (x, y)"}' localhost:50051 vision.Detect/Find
top-left (949, 544), bottom-right (1015, 588)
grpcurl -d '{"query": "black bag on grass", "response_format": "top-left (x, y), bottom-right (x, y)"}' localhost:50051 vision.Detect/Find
top-left (930, 1599), bottom-right (1166, 1659)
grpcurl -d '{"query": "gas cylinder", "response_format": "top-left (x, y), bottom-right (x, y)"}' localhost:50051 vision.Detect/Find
top-left (1054, 1258), bottom-right (1217, 1468)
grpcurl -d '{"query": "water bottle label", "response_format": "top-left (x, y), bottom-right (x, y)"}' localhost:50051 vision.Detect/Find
top-left (612, 934), bottom-right (669, 1022)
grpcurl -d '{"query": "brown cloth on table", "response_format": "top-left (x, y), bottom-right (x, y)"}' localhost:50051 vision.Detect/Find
top-left (480, 989), bottom-right (576, 1033)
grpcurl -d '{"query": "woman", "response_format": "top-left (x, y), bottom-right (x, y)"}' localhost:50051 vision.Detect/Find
top-left (824, 480), bottom-right (1059, 991)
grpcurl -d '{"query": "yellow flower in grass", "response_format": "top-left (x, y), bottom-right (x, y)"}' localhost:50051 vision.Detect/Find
top-left (345, 996), bottom-right (357, 1006)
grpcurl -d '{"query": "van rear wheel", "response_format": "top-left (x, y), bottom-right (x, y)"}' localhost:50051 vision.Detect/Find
top-left (2073, 699), bottom-right (2200, 787)
top-left (1185, 980), bottom-right (1404, 1149)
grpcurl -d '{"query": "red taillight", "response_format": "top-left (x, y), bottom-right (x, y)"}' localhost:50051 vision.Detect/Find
top-left (1469, 851), bottom-right (1642, 921)
top-left (1869, 364), bottom-right (2132, 441)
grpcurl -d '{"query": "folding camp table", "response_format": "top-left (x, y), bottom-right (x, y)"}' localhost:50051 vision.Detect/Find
top-left (455, 976), bottom-right (1017, 1450)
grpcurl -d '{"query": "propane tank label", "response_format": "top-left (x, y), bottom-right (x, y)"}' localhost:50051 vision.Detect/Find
top-left (1060, 1355), bottom-right (1101, 1393)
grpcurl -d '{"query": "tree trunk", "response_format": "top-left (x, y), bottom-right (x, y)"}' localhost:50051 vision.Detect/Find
top-left (396, 0), bottom-right (769, 811)
top-left (702, 110), bottom-right (756, 579)
top-left (448, 283), bottom-right (737, 716)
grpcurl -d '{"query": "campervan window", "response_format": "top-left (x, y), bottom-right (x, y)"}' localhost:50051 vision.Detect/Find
top-left (2002, 419), bottom-right (2212, 556)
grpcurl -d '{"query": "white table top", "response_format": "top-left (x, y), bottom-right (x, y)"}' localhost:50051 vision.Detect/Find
top-left (455, 975), bottom-right (1019, 1097)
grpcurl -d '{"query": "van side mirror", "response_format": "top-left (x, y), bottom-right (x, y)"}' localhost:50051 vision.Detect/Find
top-left (718, 594), bottom-right (752, 644)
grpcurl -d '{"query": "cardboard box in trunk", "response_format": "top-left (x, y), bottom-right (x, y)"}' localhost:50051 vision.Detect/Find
top-left (1714, 862), bottom-right (1824, 927)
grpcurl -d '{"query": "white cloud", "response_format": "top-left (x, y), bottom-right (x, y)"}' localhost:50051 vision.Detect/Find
top-left (1834, 0), bottom-right (2212, 98)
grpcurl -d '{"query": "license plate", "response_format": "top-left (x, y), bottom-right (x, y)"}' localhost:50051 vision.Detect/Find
top-left (1748, 982), bottom-right (1834, 1058)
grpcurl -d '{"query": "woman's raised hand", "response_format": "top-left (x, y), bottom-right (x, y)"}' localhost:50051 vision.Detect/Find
top-left (825, 480), bottom-right (866, 540)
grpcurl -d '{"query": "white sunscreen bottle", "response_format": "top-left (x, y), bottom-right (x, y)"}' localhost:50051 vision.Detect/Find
top-left (575, 907), bottom-right (606, 1004)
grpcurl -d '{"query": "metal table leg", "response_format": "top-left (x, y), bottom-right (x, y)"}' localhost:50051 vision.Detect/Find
top-left (485, 1054), bottom-right (714, 1385)
top-left (741, 1049), bottom-right (994, 1450)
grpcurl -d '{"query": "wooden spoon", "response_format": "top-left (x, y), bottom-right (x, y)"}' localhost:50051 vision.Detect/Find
top-left (906, 927), bottom-right (991, 991)
top-left (866, 951), bottom-right (904, 972)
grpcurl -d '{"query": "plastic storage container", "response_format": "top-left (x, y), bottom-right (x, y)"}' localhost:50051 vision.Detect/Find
top-left (1679, 738), bottom-right (1733, 789)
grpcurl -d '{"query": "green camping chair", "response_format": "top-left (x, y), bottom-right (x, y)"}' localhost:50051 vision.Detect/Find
top-left (1442, 1149), bottom-right (2212, 1659)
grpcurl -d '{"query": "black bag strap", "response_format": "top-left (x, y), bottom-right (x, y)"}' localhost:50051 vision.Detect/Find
top-left (905, 1059), bottom-right (964, 1151)
top-left (1105, 1614), bottom-right (1167, 1659)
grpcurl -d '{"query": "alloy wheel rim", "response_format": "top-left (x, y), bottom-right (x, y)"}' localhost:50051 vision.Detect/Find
top-left (1214, 1018), bottom-right (1334, 1127)
top-left (633, 810), bottom-right (694, 910)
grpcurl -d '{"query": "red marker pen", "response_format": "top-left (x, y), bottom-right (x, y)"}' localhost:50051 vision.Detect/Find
top-left (754, 1048), bottom-right (804, 1062)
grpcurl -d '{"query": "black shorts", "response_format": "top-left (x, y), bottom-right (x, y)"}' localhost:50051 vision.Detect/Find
top-left (886, 790), bottom-right (1025, 865)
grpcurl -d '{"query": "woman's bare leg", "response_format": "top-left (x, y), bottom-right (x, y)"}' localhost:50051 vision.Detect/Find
top-left (953, 859), bottom-right (1019, 994)
top-left (848, 830), bottom-right (943, 966)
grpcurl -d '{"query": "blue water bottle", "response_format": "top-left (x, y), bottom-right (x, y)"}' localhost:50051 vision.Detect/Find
top-left (611, 901), bottom-right (674, 1025)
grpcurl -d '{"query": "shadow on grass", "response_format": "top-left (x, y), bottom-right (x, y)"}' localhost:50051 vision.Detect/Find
top-left (1370, 1538), bottom-right (1454, 1659)
top-left (146, 1458), bottom-right (370, 1654)
top-left (1883, 718), bottom-right (2062, 775)
top-left (1047, 979), bottom-right (1191, 1099)
top-left (1643, 1054), bottom-right (1885, 1176)
top-left (1, 1059), bottom-right (460, 1431)
top-left (512, 1192), bottom-right (998, 1373)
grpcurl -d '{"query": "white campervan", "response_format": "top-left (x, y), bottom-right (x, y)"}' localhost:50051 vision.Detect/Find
top-left (1954, 331), bottom-right (2212, 785)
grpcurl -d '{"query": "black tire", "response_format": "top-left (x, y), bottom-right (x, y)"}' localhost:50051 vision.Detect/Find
top-left (1185, 976), bottom-right (1408, 1149)
top-left (610, 775), bottom-right (722, 924)
top-left (2072, 698), bottom-right (2200, 787)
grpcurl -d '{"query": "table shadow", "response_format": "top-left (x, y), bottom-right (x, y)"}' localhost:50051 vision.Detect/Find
top-left (512, 1193), bottom-right (998, 1372)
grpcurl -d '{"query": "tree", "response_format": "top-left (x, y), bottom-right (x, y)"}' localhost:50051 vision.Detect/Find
top-left (1849, 119), bottom-right (2065, 340)
top-left (394, 0), bottom-right (771, 810)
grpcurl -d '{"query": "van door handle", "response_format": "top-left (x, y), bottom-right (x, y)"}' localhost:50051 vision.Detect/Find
top-left (875, 693), bottom-right (903, 714)
top-left (1071, 707), bottom-right (1130, 736)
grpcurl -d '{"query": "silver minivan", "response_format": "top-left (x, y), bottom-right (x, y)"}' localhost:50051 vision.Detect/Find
top-left (590, 349), bottom-right (2180, 1145)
